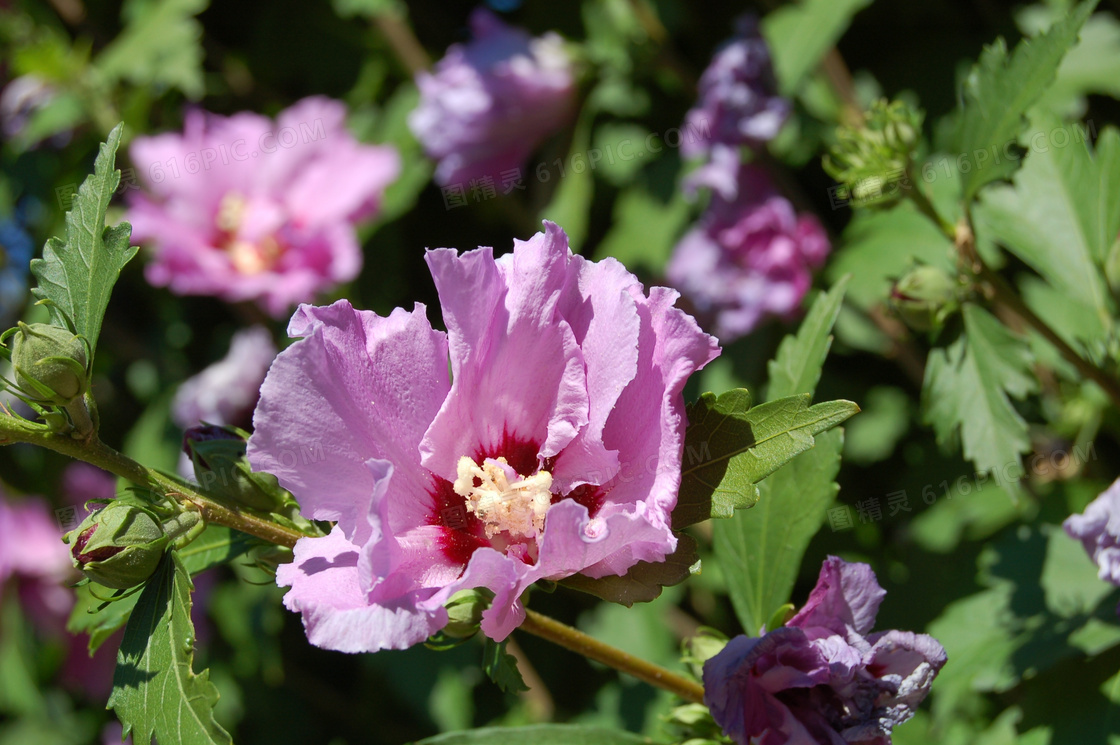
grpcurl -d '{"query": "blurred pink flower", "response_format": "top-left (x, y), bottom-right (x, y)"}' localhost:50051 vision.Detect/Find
top-left (128, 97), bottom-right (400, 316)
top-left (409, 9), bottom-right (576, 187)
top-left (0, 488), bottom-right (74, 631)
top-left (249, 221), bottom-right (718, 652)
top-left (668, 163), bottom-right (830, 341)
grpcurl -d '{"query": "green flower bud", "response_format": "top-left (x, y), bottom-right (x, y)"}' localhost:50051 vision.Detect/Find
top-left (10, 322), bottom-right (89, 404)
top-left (64, 501), bottom-right (169, 589)
top-left (824, 98), bottom-right (925, 209)
top-left (442, 589), bottom-right (488, 639)
top-left (890, 265), bottom-right (961, 332)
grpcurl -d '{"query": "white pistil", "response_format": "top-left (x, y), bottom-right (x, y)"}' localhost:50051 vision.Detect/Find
top-left (453, 455), bottom-right (553, 539)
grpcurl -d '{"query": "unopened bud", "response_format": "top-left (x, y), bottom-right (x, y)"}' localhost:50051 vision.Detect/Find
top-left (64, 501), bottom-right (169, 589)
top-left (183, 424), bottom-right (284, 511)
top-left (890, 265), bottom-right (961, 332)
top-left (824, 98), bottom-right (925, 208)
top-left (10, 322), bottom-right (88, 404)
top-left (442, 589), bottom-right (487, 639)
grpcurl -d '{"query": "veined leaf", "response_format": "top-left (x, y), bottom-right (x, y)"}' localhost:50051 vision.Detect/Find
top-left (975, 117), bottom-right (1118, 339)
top-left (922, 304), bottom-right (1037, 500)
top-left (715, 430), bottom-right (843, 635)
top-left (712, 283), bottom-right (848, 635)
top-left (30, 123), bottom-right (138, 360)
top-left (416, 725), bottom-right (660, 745)
top-left (107, 552), bottom-right (231, 745)
top-left (677, 391), bottom-right (857, 524)
top-left (944, 0), bottom-right (1097, 201)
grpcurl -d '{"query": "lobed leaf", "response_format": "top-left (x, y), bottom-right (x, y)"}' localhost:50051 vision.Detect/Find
top-left (922, 304), bottom-right (1037, 500)
top-left (943, 0), bottom-right (1097, 201)
top-left (108, 551), bottom-right (230, 745)
top-left (30, 123), bottom-right (138, 360)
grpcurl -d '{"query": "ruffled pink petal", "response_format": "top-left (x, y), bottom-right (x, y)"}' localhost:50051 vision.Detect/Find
top-left (277, 527), bottom-right (445, 653)
top-left (420, 222), bottom-right (588, 480)
top-left (248, 300), bottom-right (449, 546)
top-left (549, 255), bottom-right (642, 492)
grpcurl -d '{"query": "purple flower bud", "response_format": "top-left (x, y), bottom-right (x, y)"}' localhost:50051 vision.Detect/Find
top-left (409, 9), bottom-right (577, 186)
top-left (703, 557), bottom-right (946, 745)
top-left (681, 16), bottom-right (790, 166)
top-left (667, 164), bottom-right (830, 342)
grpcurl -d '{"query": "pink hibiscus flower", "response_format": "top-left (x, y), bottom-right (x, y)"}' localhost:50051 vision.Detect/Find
top-left (248, 221), bottom-right (719, 652)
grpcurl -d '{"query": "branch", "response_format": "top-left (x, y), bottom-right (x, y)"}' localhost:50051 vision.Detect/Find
top-left (517, 608), bottom-right (706, 704)
top-left (0, 415), bottom-right (307, 549)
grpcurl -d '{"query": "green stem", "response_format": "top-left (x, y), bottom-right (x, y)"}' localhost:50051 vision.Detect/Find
top-left (904, 191), bottom-right (1120, 412)
top-left (0, 415), bottom-right (306, 549)
top-left (517, 608), bottom-right (706, 704)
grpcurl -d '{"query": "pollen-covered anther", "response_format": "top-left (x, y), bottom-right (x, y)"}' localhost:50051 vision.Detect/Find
top-left (453, 455), bottom-right (553, 539)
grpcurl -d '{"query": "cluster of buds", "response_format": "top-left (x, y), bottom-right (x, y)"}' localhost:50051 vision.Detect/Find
top-left (824, 98), bottom-right (924, 208)
top-left (63, 498), bottom-right (204, 589)
top-left (2, 321), bottom-right (94, 435)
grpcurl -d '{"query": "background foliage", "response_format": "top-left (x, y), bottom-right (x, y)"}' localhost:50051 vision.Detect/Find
top-left (2, 0), bottom-right (1120, 743)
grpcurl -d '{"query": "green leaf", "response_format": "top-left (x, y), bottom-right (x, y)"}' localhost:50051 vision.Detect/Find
top-left (714, 429), bottom-right (843, 635)
top-left (825, 203), bottom-right (955, 311)
top-left (95, 0), bottom-right (209, 99)
top-left (1018, 8), bottom-right (1120, 116)
top-left (560, 534), bottom-right (699, 607)
top-left (944, 0), bottom-right (1097, 201)
top-left (30, 123), bottom-right (138, 360)
top-left (761, 0), bottom-right (874, 96)
top-left (108, 551), bottom-right (231, 745)
top-left (539, 118), bottom-right (594, 253)
top-left (711, 283), bottom-right (849, 635)
top-left (481, 637), bottom-right (528, 694)
top-left (766, 279), bottom-right (849, 400)
top-left (974, 116), bottom-right (1117, 339)
top-left (922, 304), bottom-right (1037, 500)
top-left (677, 391), bottom-right (857, 524)
top-left (594, 187), bottom-right (690, 276)
top-left (416, 725), bottom-right (661, 745)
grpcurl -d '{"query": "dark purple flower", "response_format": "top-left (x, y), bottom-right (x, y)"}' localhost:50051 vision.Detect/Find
top-left (681, 15), bottom-right (789, 196)
top-left (409, 9), bottom-right (576, 187)
top-left (667, 163), bottom-right (830, 342)
top-left (1064, 478), bottom-right (1120, 585)
top-left (703, 557), bottom-right (946, 745)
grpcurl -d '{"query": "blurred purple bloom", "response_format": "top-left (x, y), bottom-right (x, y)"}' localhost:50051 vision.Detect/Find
top-left (681, 16), bottom-right (789, 197)
top-left (172, 326), bottom-right (277, 430)
top-left (1064, 478), bottom-right (1120, 585)
top-left (0, 488), bottom-right (74, 631)
top-left (249, 221), bottom-right (718, 653)
top-left (61, 462), bottom-right (117, 506)
top-left (409, 9), bottom-right (576, 186)
top-left (703, 557), bottom-right (947, 745)
top-left (127, 97), bottom-right (400, 316)
top-left (667, 163), bottom-right (830, 342)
